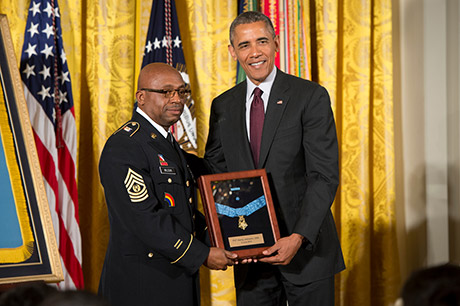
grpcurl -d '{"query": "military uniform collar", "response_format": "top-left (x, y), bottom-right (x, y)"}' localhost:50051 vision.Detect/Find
top-left (136, 107), bottom-right (169, 139)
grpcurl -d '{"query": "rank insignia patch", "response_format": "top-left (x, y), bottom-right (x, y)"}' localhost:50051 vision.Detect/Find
top-left (158, 154), bottom-right (168, 166)
top-left (124, 168), bottom-right (148, 202)
top-left (164, 192), bottom-right (175, 207)
top-left (116, 122), bottom-right (139, 137)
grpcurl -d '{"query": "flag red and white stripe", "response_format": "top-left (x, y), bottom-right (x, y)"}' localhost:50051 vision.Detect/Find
top-left (20, 0), bottom-right (84, 289)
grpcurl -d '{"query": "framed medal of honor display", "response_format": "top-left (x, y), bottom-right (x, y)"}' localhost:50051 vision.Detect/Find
top-left (0, 15), bottom-right (62, 286)
top-left (198, 169), bottom-right (280, 259)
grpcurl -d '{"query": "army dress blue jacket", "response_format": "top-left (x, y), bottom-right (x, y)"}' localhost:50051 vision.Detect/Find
top-left (98, 112), bottom-right (209, 306)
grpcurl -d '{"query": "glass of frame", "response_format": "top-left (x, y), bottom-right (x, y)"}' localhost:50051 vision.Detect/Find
top-left (198, 169), bottom-right (280, 259)
top-left (0, 15), bottom-right (62, 285)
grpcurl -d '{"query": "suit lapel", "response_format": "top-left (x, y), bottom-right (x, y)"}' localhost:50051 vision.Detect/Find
top-left (258, 70), bottom-right (290, 168)
top-left (228, 82), bottom-right (254, 170)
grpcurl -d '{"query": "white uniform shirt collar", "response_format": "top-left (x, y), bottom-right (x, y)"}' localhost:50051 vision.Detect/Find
top-left (136, 107), bottom-right (169, 139)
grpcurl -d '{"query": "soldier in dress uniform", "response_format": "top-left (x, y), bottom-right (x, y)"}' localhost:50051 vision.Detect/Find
top-left (98, 63), bottom-right (237, 306)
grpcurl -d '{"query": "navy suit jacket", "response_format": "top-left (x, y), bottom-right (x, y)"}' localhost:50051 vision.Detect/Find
top-left (204, 69), bottom-right (345, 285)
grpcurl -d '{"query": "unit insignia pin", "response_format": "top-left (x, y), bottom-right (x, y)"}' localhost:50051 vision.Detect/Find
top-left (158, 154), bottom-right (168, 166)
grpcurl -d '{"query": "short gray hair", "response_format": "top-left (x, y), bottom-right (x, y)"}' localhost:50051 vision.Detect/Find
top-left (229, 11), bottom-right (276, 46)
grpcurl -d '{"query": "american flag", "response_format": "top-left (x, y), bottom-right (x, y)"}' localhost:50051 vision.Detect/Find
top-left (19, 0), bottom-right (84, 289)
top-left (142, 0), bottom-right (196, 152)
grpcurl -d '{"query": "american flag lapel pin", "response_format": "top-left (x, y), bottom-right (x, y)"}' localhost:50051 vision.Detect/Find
top-left (277, 100), bottom-right (283, 105)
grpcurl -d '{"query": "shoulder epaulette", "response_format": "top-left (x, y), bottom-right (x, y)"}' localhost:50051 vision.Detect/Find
top-left (114, 121), bottom-right (140, 137)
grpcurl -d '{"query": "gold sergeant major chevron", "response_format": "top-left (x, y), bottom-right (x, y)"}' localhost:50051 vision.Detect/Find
top-left (124, 168), bottom-right (149, 203)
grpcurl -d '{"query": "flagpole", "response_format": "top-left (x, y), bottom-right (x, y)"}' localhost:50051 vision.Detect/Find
top-left (134, 0), bottom-right (142, 97)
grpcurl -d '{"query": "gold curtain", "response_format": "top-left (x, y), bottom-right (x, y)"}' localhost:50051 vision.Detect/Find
top-left (312, 0), bottom-right (400, 305)
top-left (0, 0), bottom-right (399, 305)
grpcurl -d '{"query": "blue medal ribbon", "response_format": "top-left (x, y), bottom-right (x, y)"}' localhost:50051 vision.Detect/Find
top-left (215, 195), bottom-right (266, 217)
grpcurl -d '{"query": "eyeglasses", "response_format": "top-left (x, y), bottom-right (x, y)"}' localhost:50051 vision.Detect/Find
top-left (141, 88), bottom-right (191, 99)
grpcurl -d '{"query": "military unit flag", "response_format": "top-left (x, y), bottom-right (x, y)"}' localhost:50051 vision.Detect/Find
top-left (237, 0), bottom-right (311, 81)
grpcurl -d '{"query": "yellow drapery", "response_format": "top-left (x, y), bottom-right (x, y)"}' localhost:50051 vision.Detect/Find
top-left (312, 0), bottom-right (400, 305)
top-left (0, 0), bottom-right (399, 305)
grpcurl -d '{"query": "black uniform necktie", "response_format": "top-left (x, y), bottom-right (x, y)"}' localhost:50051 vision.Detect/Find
top-left (167, 132), bottom-right (174, 144)
top-left (168, 132), bottom-right (183, 158)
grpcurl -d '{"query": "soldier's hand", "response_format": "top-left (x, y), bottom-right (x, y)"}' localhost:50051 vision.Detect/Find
top-left (204, 247), bottom-right (237, 270)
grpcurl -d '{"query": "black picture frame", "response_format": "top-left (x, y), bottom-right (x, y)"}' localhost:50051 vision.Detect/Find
top-left (0, 15), bottom-right (62, 285)
top-left (198, 169), bottom-right (280, 259)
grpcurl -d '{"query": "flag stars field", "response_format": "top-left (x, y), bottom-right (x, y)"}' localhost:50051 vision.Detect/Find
top-left (61, 71), bottom-right (70, 84)
top-left (145, 35), bottom-right (182, 55)
top-left (24, 43), bottom-right (37, 58)
top-left (23, 64), bottom-right (36, 78)
top-left (153, 37), bottom-right (161, 49)
top-left (29, 1), bottom-right (41, 16)
top-left (43, 2), bottom-right (59, 18)
top-left (27, 22), bottom-right (39, 37)
top-left (42, 23), bottom-right (54, 39)
top-left (41, 43), bottom-right (54, 59)
top-left (60, 49), bottom-right (67, 64)
top-left (173, 36), bottom-right (181, 47)
top-left (37, 85), bottom-right (51, 100)
top-left (145, 40), bottom-right (153, 53)
top-left (39, 66), bottom-right (51, 80)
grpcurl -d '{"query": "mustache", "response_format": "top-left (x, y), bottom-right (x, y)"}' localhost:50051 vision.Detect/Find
top-left (166, 103), bottom-right (184, 110)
